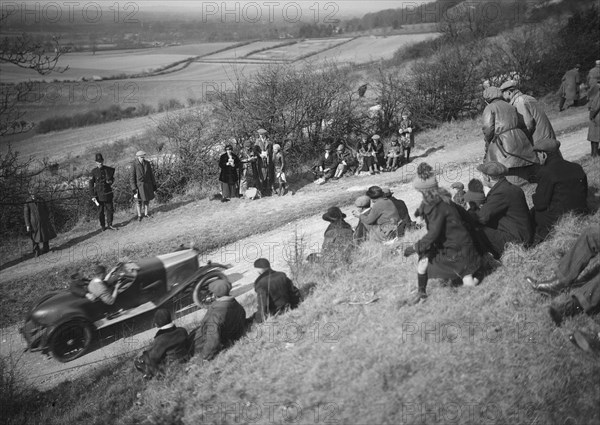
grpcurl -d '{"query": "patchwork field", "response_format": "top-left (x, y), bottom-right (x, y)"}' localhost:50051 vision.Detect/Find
top-left (246, 37), bottom-right (353, 61)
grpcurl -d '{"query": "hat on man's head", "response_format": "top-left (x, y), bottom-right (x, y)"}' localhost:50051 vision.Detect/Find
top-left (499, 80), bottom-right (517, 91)
top-left (381, 187), bottom-right (393, 197)
top-left (477, 161), bottom-right (508, 177)
top-left (372, 134), bottom-right (380, 140)
top-left (322, 206), bottom-right (346, 222)
top-left (254, 258), bottom-right (271, 269)
top-left (483, 86), bottom-right (503, 101)
top-left (450, 182), bottom-right (464, 190)
top-left (257, 128), bottom-right (267, 135)
top-left (153, 308), bottom-right (172, 327)
top-left (533, 138), bottom-right (561, 153)
top-left (413, 163), bottom-right (438, 190)
top-left (95, 153), bottom-right (104, 163)
top-left (354, 195), bottom-right (371, 208)
top-left (135, 150), bottom-right (147, 157)
top-left (208, 278), bottom-right (232, 297)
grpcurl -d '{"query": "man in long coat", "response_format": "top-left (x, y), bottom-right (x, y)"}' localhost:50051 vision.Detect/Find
top-left (89, 153), bottom-right (116, 231)
top-left (24, 187), bottom-right (56, 256)
top-left (218, 144), bottom-right (241, 202)
top-left (558, 64), bottom-right (581, 111)
top-left (251, 258), bottom-right (301, 323)
top-left (587, 60), bottom-right (600, 101)
top-left (130, 150), bottom-right (157, 221)
top-left (481, 86), bottom-right (537, 186)
top-left (588, 78), bottom-right (600, 157)
top-left (470, 161), bottom-right (533, 259)
top-left (531, 138), bottom-right (588, 243)
top-left (500, 80), bottom-right (556, 144)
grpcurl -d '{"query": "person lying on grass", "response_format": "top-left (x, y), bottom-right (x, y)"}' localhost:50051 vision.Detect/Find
top-left (403, 163), bottom-right (482, 306)
top-left (134, 309), bottom-right (190, 379)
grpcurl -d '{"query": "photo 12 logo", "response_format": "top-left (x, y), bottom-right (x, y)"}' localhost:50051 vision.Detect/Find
top-left (200, 1), bottom-right (340, 24)
top-left (1, 1), bottom-right (140, 24)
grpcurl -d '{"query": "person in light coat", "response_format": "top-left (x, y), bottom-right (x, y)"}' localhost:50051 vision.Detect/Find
top-left (588, 78), bottom-right (600, 157)
top-left (558, 64), bottom-right (581, 111)
top-left (130, 150), bottom-right (157, 221)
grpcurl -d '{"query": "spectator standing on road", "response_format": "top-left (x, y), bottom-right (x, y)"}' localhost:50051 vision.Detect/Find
top-left (398, 112), bottom-right (415, 163)
top-left (23, 185), bottom-right (56, 256)
top-left (586, 60), bottom-right (600, 101)
top-left (218, 144), bottom-right (241, 203)
top-left (89, 153), bottom-right (116, 231)
top-left (558, 64), bottom-right (581, 111)
top-left (130, 151), bottom-right (157, 222)
top-left (588, 77), bottom-right (600, 158)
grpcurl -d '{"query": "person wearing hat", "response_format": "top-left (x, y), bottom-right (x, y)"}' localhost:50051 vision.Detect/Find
top-left (316, 143), bottom-right (339, 183)
top-left (403, 163), bottom-right (482, 306)
top-left (382, 187), bottom-right (413, 237)
top-left (464, 178), bottom-right (486, 213)
top-left (481, 86), bottom-right (537, 186)
top-left (239, 140), bottom-right (261, 197)
top-left (353, 186), bottom-right (400, 242)
top-left (352, 195), bottom-right (372, 244)
top-left (524, 226), bottom-right (600, 328)
top-left (372, 134), bottom-right (386, 170)
top-left (251, 258), bottom-right (301, 323)
top-left (320, 206), bottom-right (354, 264)
top-left (85, 264), bottom-right (122, 305)
top-left (130, 150), bottom-right (157, 221)
top-left (469, 161), bottom-right (533, 259)
top-left (558, 64), bottom-right (581, 111)
top-left (134, 308), bottom-right (190, 379)
top-left (588, 75), bottom-right (600, 157)
top-left (500, 80), bottom-right (555, 144)
top-left (586, 60), bottom-right (600, 101)
top-left (398, 112), bottom-right (416, 163)
top-left (89, 153), bottom-right (116, 231)
top-left (272, 143), bottom-right (287, 196)
top-left (255, 128), bottom-right (274, 195)
top-left (23, 185), bottom-right (56, 256)
top-left (218, 144), bottom-right (241, 202)
top-left (530, 138), bottom-right (588, 243)
top-left (450, 182), bottom-right (466, 208)
top-left (334, 143), bottom-right (358, 178)
top-left (193, 277), bottom-right (247, 360)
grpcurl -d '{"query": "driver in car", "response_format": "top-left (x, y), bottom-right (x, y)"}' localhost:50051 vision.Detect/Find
top-left (85, 265), bottom-right (121, 305)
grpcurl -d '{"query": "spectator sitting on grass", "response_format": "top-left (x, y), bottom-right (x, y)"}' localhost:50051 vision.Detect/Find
top-left (315, 144), bottom-right (339, 184)
top-left (386, 139), bottom-right (404, 171)
top-left (464, 178), bottom-right (486, 212)
top-left (251, 258), bottom-right (302, 323)
top-left (352, 195), bottom-right (372, 244)
top-left (321, 206), bottom-right (354, 264)
top-left (134, 309), bottom-right (190, 379)
top-left (334, 143), bottom-right (358, 179)
top-left (450, 182), bottom-right (466, 208)
top-left (353, 186), bottom-right (400, 243)
top-left (382, 187), bottom-right (413, 237)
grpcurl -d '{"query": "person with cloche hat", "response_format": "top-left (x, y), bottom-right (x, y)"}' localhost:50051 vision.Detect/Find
top-left (530, 138), bottom-right (588, 243)
top-left (469, 161), bottom-right (533, 259)
top-left (130, 150), bottom-right (157, 222)
top-left (402, 163), bottom-right (482, 306)
top-left (500, 79), bottom-right (555, 144)
top-left (321, 206), bottom-right (354, 264)
top-left (89, 152), bottom-right (116, 231)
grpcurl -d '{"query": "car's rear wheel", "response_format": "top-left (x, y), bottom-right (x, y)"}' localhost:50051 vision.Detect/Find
top-left (49, 321), bottom-right (94, 363)
top-left (192, 271), bottom-right (228, 308)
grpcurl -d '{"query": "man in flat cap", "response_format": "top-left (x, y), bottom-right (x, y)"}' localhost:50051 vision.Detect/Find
top-left (89, 153), bottom-right (116, 231)
top-left (134, 308), bottom-right (190, 379)
top-left (500, 80), bottom-right (555, 144)
top-left (193, 277), bottom-right (247, 360)
top-left (251, 258), bottom-right (301, 323)
top-left (531, 138), bottom-right (588, 243)
top-left (558, 64), bottom-right (581, 111)
top-left (130, 151), bottom-right (157, 221)
top-left (481, 86), bottom-right (537, 186)
top-left (469, 161), bottom-right (533, 259)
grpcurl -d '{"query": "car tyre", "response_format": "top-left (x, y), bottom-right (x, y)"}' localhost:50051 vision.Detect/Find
top-left (192, 271), bottom-right (228, 308)
top-left (49, 320), bottom-right (94, 363)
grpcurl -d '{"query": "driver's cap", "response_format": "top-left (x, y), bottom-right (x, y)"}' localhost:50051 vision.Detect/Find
top-left (208, 278), bottom-right (232, 297)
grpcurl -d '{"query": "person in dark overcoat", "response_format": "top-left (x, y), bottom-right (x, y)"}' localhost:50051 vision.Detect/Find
top-left (134, 309), bottom-right (190, 379)
top-left (23, 186), bottom-right (56, 256)
top-left (531, 138), bottom-right (588, 243)
top-left (558, 64), bottom-right (581, 111)
top-left (320, 206), bottom-right (354, 264)
top-left (588, 78), bottom-right (600, 157)
top-left (382, 187), bottom-right (413, 237)
top-left (193, 278), bottom-right (247, 360)
top-left (481, 87), bottom-right (537, 186)
top-left (218, 144), bottom-right (241, 202)
top-left (372, 135), bottom-right (386, 170)
top-left (89, 153), bottom-right (116, 231)
top-left (239, 141), bottom-right (261, 196)
top-left (587, 60), bottom-right (600, 101)
top-left (470, 161), bottom-right (533, 259)
top-left (317, 144), bottom-right (339, 182)
top-left (403, 163), bottom-right (482, 306)
top-left (251, 258), bottom-right (301, 323)
top-left (130, 150), bottom-right (157, 221)
top-left (354, 186), bottom-right (400, 242)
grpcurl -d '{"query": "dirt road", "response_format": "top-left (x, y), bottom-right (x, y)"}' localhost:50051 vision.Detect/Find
top-left (0, 111), bottom-right (594, 390)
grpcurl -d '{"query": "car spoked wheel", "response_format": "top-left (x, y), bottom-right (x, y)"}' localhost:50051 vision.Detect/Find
top-left (192, 271), bottom-right (228, 308)
top-left (49, 321), bottom-right (93, 363)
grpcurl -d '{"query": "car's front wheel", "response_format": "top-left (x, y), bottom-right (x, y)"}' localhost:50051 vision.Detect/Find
top-left (192, 271), bottom-right (228, 308)
top-left (49, 320), bottom-right (94, 363)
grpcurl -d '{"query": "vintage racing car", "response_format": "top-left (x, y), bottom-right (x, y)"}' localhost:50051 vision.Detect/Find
top-left (20, 248), bottom-right (229, 362)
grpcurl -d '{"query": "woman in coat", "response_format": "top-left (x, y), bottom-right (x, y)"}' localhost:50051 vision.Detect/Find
top-left (403, 163), bottom-right (482, 305)
top-left (24, 187), bottom-right (56, 256)
top-left (218, 144), bottom-right (241, 202)
top-left (588, 79), bottom-right (600, 157)
top-left (354, 186), bottom-right (399, 242)
top-left (130, 151), bottom-right (157, 221)
top-left (321, 206), bottom-right (354, 264)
